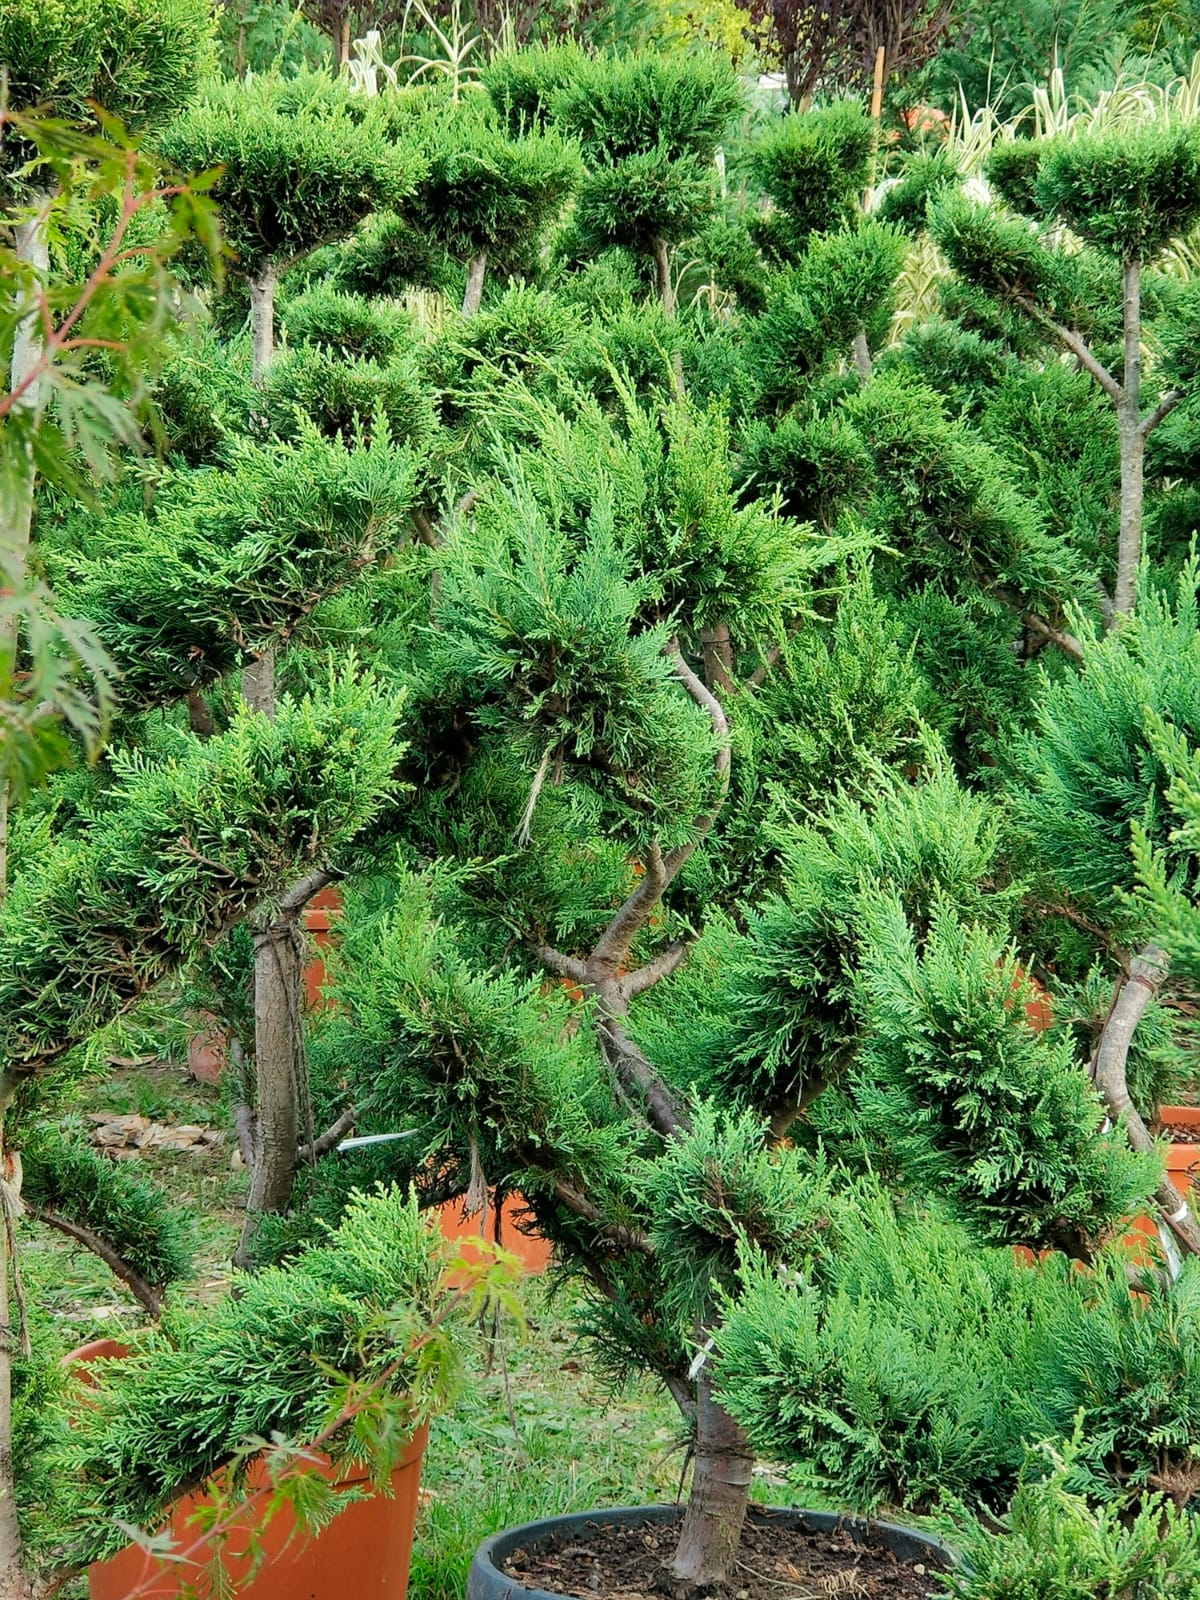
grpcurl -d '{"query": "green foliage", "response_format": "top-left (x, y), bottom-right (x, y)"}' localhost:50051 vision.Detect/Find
top-left (850, 894), bottom-right (1159, 1251)
top-left (554, 52), bottom-right (742, 259)
top-left (21, 1122), bottom-right (194, 1286)
top-left (745, 224), bottom-right (907, 408)
top-left (0, 667), bottom-right (404, 1073)
top-left (986, 140), bottom-right (1048, 217)
top-left (58, 1186), bottom-right (456, 1562)
top-left (1020, 564), bottom-right (1200, 923)
top-left (941, 1441), bottom-right (1200, 1600)
top-left (326, 874), bottom-right (632, 1201)
top-left (278, 285), bottom-right (412, 362)
top-left (482, 42), bottom-right (590, 134)
top-left (717, 1199), bottom-right (1200, 1519)
top-left (750, 103), bottom-right (877, 256)
top-left (262, 344), bottom-right (434, 447)
top-left (553, 52), bottom-right (743, 165)
top-left (405, 106), bottom-right (580, 273)
top-left (643, 1104), bottom-right (836, 1332)
top-left (739, 412), bottom-right (871, 529)
top-left (1035, 123), bottom-right (1200, 261)
top-left (49, 425), bottom-right (420, 704)
top-left (156, 73), bottom-right (417, 281)
top-left (876, 149), bottom-right (962, 236)
top-left (0, 0), bottom-right (215, 176)
top-left (845, 372), bottom-right (1072, 607)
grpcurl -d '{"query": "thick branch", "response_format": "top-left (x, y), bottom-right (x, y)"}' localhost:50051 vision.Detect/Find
top-left (298, 1108), bottom-right (356, 1163)
top-left (1015, 294), bottom-right (1123, 405)
top-left (1140, 389), bottom-right (1185, 440)
top-left (618, 940), bottom-right (692, 1001)
top-left (547, 1176), bottom-right (656, 1255)
top-left (597, 1010), bottom-right (687, 1139)
top-left (276, 867), bottom-right (340, 918)
top-left (535, 945), bottom-right (588, 984)
top-left (29, 1206), bottom-right (161, 1316)
top-left (663, 643), bottom-right (731, 878)
top-left (1024, 613), bottom-right (1084, 663)
top-left (590, 842), bottom-right (668, 975)
top-left (1092, 945), bottom-right (1200, 1257)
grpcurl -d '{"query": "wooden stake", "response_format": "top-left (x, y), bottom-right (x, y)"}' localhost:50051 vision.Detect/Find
top-left (869, 45), bottom-right (886, 121)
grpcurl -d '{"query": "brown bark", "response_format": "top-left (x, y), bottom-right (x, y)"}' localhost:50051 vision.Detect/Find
top-left (28, 1206), bottom-right (162, 1316)
top-left (652, 237), bottom-right (675, 317)
top-left (0, 1133), bottom-right (31, 1597)
top-left (700, 623), bottom-right (735, 696)
top-left (249, 264), bottom-right (278, 387)
top-left (233, 906), bottom-right (306, 1270)
top-left (186, 686), bottom-right (215, 737)
top-left (1114, 260), bottom-right (1143, 620)
top-left (241, 648), bottom-right (276, 720)
top-left (666, 1374), bottom-right (755, 1590)
top-left (1092, 945), bottom-right (1200, 1258)
top-left (462, 253), bottom-right (488, 317)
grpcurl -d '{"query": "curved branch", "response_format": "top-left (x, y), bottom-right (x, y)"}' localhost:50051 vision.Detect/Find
top-left (618, 939), bottom-right (692, 1001)
top-left (1141, 389), bottom-right (1184, 440)
top-left (546, 1176), bottom-right (656, 1256)
top-left (590, 842), bottom-right (668, 975)
top-left (1024, 613), bottom-right (1084, 663)
top-left (29, 1206), bottom-right (162, 1316)
top-left (597, 1011), bottom-right (687, 1139)
top-left (1092, 945), bottom-right (1200, 1258)
top-left (534, 945), bottom-right (588, 984)
top-left (1014, 294), bottom-right (1123, 405)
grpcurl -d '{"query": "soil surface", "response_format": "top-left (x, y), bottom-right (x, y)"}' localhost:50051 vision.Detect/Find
top-left (502, 1515), bottom-right (946, 1600)
top-left (1162, 1119), bottom-right (1200, 1145)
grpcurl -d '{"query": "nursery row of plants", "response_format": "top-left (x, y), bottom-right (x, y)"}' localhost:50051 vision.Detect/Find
top-left (6, 1), bottom-right (1200, 1596)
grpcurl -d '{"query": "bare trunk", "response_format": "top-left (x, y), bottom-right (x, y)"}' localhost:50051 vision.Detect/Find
top-left (652, 236), bottom-right (676, 317)
top-left (186, 686), bottom-right (215, 737)
top-left (1092, 944), bottom-right (1200, 1258)
top-left (233, 908), bottom-right (306, 1270)
top-left (1113, 260), bottom-right (1142, 622)
top-left (0, 1117), bottom-right (31, 1598)
top-left (338, 17), bottom-right (351, 69)
top-left (667, 1375), bottom-right (754, 1590)
top-left (462, 253), bottom-right (488, 317)
top-left (249, 265), bottom-right (278, 388)
top-left (852, 330), bottom-right (873, 380)
top-left (700, 623), bottom-right (735, 695)
top-left (241, 648), bottom-right (276, 719)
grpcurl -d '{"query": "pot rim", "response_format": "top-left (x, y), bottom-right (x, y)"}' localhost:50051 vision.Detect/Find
top-left (468, 1502), bottom-right (951, 1600)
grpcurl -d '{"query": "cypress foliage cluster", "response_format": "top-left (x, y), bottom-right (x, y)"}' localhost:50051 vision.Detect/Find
top-left (11, 20), bottom-right (1200, 1595)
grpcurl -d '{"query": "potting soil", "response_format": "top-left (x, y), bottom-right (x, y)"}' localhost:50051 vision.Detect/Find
top-left (502, 1515), bottom-right (945, 1600)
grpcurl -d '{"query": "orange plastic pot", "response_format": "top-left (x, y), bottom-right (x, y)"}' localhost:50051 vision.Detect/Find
top-left (87, 1425), bottom-right (429, 1600)
top-left (437, 1192), bottom-right (552, 1278)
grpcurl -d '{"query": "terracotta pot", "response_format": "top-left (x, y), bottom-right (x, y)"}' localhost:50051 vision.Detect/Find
top-left (61, 1338), bottom-right (133, 1387)
top-left (187, 1013), bottom-right (229, 1085)
top-left (87, 1424), bottom-right (429, 1600)
top-left (437, 1192), bottom-right (552, 1278)
top-left (1126, 1106), bottom-right (1200, 1258)
top-left (302, 886), bottom-right (343, 1010)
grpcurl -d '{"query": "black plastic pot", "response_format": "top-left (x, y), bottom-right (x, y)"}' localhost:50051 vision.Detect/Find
top-left (467, 1503), bottom-right (950, 1600)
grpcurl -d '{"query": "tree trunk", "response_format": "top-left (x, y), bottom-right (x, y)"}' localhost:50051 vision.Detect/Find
top-left (249, 265), bottom-right (278, 388)
top-left (462, 253), bottom-right (488, 317)
top-left (652, 237), bottom-right (676, 317)
top-left (0, 1112), bottom-right (31, 1598)
top-left (667, 1375), bottom-right (755, 1590)
top-left (241, 648), bottom-right (276, 719)
top-left (700, 623), bottom-right (735, 695)
top-left (852, 331), bottom-right (873, 380)
top-left (233, 907), bottom-right (306, 1270)
top-left (1113, 259), bottom-right (1142, 621)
